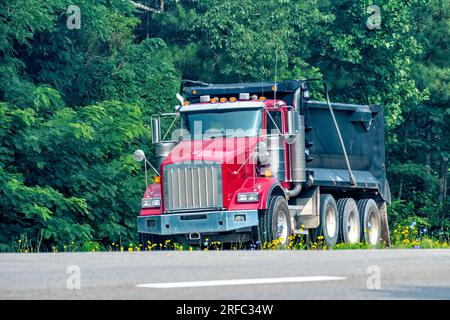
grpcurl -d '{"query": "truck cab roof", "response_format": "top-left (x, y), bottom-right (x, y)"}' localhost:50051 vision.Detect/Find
top-left (183, 80), bottom-right (302, 106)
top-left (179, 100), bottom-right (265, 112)
top-left (179, 99), bottom-right (286, 112)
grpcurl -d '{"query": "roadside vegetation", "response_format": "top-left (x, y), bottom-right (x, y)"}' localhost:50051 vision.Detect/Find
top-left (1, 0), bottom-right (449, 252)
top-left (13, 222), bottom-right (450, 253)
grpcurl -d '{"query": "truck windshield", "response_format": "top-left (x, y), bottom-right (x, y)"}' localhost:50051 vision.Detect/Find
top-left (181, 108), bottom-right (262, 139)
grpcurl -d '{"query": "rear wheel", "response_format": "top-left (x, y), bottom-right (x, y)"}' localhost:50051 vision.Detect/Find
top-left (337, 198), bottom-right (361, 244)
top-left (358, 199), bottom-right (381, 245)
top-left (257, 196), bottom-right (292, 247)
top-left (311, 194), bottom-right (339, 247)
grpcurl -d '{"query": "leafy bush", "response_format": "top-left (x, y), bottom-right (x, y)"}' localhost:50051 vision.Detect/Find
top-left (0, 0), bottom-right (179, 251)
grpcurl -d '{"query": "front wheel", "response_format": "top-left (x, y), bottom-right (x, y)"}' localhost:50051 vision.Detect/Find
top-left (256, 196), bottom-right (292, 247)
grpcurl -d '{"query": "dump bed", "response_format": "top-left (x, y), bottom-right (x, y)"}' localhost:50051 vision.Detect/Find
top-left (306, 100), bottom-right (390, 202)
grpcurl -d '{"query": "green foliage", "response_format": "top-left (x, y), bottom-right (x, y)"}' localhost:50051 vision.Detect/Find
top-left (0, 0), bottom-right (179, 251)
top-left (149, 0), bottom-right (424, 128)
top-left (391, 223), bottom-right (449, 248)
top-left (314, 0), bottom-right (424, 129)
top-left (154, 0), bottom-right (331, 82)
top-left (386, 0), bottom-right (450, 239)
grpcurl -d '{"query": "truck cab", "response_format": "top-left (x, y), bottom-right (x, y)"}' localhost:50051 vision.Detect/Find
top-left (136, 80), bottom-right (391, 248)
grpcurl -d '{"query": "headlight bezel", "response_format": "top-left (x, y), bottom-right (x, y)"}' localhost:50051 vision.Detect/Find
top-left (236, 192), bottom-right (259, 203)
top-left (141, 197), bottom-right (161, 208)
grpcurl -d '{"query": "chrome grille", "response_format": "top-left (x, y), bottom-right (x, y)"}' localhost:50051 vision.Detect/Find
top-left (163, 162), bottom-right (223, 212)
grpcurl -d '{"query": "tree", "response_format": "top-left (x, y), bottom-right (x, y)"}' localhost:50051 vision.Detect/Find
top-left (387, 0), bottom-right (450, 238)
top-left (0, 0), bottom-right (179, 251)
top-left (146, 0), bottom-right (423, 127)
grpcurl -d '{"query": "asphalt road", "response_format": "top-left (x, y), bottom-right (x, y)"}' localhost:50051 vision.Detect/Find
top-left (0, 249), bottom-right (449, 299)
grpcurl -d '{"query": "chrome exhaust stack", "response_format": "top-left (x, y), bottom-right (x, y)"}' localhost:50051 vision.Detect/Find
top-left (285, 88), bottom-right (306, 199)
top-left (289, 113), bottom-right (306, 184)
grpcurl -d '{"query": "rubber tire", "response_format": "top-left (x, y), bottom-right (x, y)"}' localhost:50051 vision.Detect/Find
top-left (138, 233), bottom-right (170, 250)
top-left (358, 199), bottom-right (381, 245)
top-left (257, 196), bottom-right (292, 247)
top-left (337, 198), bottom-right (361, 244)
top-left (311, 194), bottom-right (339, 247)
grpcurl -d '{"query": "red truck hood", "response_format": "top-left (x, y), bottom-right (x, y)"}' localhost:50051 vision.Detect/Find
top-left (163, 137), bottom-right (259, 165)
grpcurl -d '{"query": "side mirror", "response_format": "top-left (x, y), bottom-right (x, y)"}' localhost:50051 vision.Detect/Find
top-left (151, 117), bottom-right (161, 144)
top-left (133, 149), bottom-right (146, 162)
top-left (176, 93), bottom-right (184, 105)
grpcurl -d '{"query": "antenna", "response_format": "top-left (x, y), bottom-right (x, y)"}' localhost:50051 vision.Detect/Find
top-left (273, 44), bottom-right (278, 102)
top-left (261, 79), bottom-right (264, 98)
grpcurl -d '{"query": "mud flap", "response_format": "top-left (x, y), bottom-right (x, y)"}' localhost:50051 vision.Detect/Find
top-left (379, 202), bottom-right (391, 247)
top-left (289, 187), bottom-right (320, 230)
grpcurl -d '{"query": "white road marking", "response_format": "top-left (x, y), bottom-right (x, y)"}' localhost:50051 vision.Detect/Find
top-left (136, 276), bottom-right (346, 289)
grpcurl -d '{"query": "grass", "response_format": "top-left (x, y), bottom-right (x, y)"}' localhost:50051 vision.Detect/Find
top-left (8, 224), bottom-right (450, 253)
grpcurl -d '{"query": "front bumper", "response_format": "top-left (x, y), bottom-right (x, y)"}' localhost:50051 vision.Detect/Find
top-left (137, 210), bottom-right (258, 236)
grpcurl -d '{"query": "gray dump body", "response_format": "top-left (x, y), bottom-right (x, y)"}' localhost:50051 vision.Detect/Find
top-left (184, 80), bottom-right (391, 203)
top-left (306, 100), bottom-right (390, 202)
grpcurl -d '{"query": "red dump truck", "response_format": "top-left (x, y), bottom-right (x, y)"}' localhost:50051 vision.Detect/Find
top-left (134, 80), bottom-right (391, 248)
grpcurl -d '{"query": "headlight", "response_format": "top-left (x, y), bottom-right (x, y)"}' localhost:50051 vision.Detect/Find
top-left (141, 197), bottom-right (161, 208)
top-left (237, 192), bottom-right (259, 203)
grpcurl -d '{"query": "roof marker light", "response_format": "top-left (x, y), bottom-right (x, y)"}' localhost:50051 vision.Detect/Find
top-left (220, 97), bottom-right (227, 103)
top-left (229, 97), bottom-right (237, 102)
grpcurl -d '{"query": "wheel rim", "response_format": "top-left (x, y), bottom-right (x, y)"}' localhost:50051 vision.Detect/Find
top-left (367, 210), bottom-right (380, 245)
top-left (325, 206), bottom-right (336, 238)
top-left (346, 211), bottom-right (359, 243)
top-left (276, 210), bottom-right (288, 244)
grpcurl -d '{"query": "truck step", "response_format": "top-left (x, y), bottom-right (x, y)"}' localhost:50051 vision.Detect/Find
top-left (289, 205), bottom-right (305, 211)
top-left (293, 229), bottom-right (309, 235)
